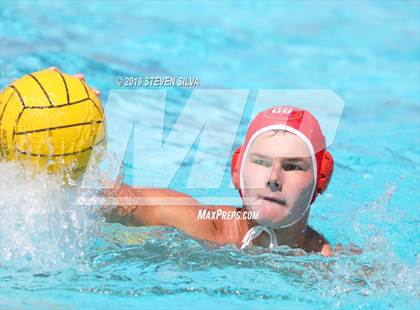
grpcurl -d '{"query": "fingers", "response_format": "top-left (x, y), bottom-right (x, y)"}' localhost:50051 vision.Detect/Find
top-left (74, 73), bottom-right (85, 81)
top-left (75, 73), bottom-right (101, 97)
top-left (93, 88), bottom-right (101, 97)
top-left (48, 68), bottom-right (101, 97)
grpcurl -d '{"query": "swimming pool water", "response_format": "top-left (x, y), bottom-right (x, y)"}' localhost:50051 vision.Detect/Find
top-left (1, 1), bottom-right (419, 309)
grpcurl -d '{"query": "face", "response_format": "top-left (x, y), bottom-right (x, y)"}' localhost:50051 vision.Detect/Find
top-left (241, 130), bottom-right (315, 227)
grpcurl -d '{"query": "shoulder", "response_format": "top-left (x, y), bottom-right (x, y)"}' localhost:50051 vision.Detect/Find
top-left (304, 226), bottom-right (333, 256)
top-left (196, 205), bottom-right (247, 246)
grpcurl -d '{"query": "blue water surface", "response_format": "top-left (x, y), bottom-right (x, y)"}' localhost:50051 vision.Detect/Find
top-left (1, 1), bottom-right (419, 309)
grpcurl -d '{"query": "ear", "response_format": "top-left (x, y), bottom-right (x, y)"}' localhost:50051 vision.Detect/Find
top-left (232, 166), bottom-right (240, 189)
top-left (231, 146), bottom-right (242, 189)
top-left (317, 150), bottom-right (334, 194)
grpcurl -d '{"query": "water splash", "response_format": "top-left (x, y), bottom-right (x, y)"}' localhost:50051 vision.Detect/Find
top-left (0, 160), bottom-right (101, 271)
top-left (312, 182), bottom-right (420, 308)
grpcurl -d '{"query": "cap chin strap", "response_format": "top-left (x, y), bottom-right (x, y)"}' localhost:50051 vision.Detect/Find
top-left (241, 225), bottom-right (278, 249)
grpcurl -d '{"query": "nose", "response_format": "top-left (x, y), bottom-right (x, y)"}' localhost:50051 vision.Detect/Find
top-left (266, 159), bottom-right (283, 192)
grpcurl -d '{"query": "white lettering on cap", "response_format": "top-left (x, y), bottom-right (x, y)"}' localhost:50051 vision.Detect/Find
top-left (271, 107), bottom-right (293, 115)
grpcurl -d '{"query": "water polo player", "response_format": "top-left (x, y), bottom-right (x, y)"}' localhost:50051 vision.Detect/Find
top-left (101, 103), bottom-right (334, 256)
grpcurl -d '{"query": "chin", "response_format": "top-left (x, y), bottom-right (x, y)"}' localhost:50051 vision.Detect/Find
top-left (247, 203), bottom-right (289, 227)
top-left (256, 214), bottom-right (285, 227)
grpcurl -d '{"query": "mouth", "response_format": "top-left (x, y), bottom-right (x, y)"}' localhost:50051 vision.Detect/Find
top-left (258, 195), bottom-right (287, 207)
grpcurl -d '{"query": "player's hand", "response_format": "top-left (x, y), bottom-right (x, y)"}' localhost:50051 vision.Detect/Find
top-left (48, 66), bottom-right (101, 97)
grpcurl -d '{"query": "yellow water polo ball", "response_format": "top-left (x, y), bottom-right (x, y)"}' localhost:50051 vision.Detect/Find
top-left (0, 68), bottom-right (106, 177)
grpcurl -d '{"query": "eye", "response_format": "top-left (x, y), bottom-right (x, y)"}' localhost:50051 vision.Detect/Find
top-left (252, 159), bottom-right (272, 168)
top-left (283, 163), bottom-right (302, 171)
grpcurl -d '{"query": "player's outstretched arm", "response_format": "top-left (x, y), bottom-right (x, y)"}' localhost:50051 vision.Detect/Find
top-left (102, 184), bottom-right (220, 242)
